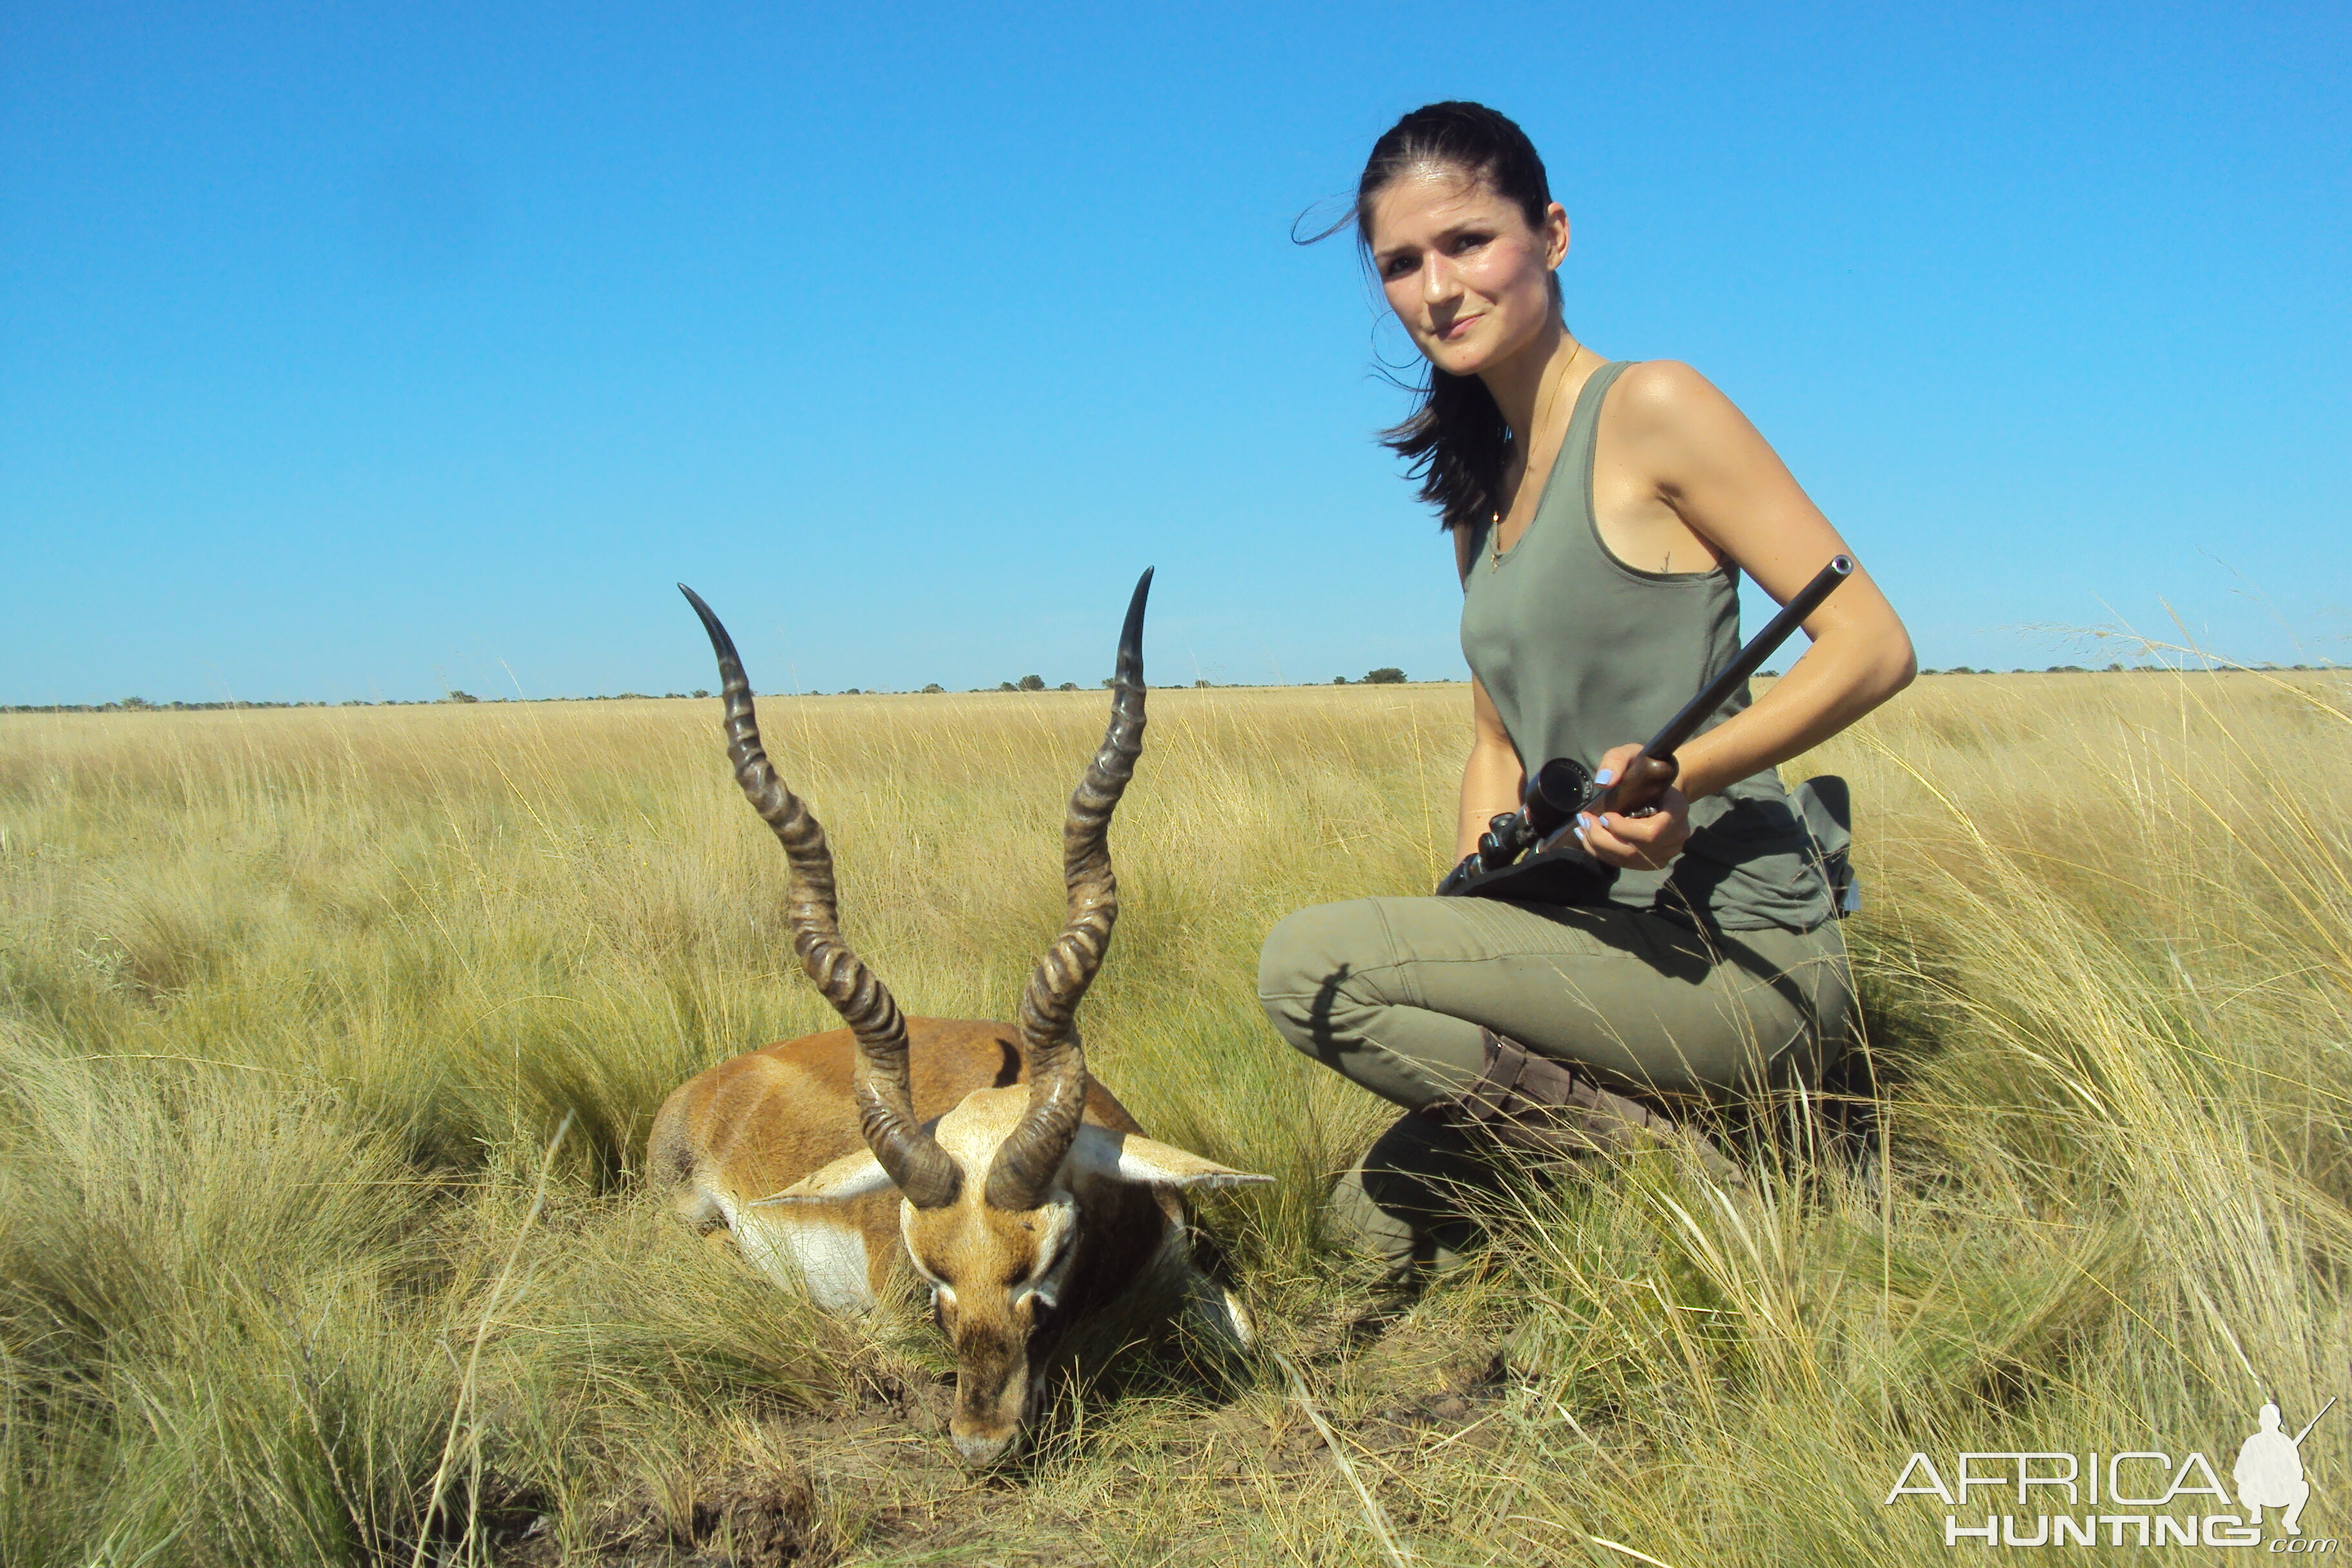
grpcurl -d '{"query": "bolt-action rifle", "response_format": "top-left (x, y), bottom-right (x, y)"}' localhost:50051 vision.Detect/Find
top-left (1435, 555), bottom-right (1854, 905)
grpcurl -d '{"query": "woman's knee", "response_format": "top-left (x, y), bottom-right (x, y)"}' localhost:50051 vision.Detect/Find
top-left (1256, 899), bottom-right (1389, 1055)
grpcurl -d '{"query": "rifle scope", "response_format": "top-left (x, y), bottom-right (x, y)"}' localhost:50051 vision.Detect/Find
top-left (1436, 553), bottom-right (1854, 900)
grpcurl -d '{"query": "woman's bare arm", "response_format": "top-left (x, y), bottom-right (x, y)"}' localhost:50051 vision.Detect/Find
top-left (1458, 677), bottom-right (1524, 859)
top-left (1450, 524), bottom-right (1525, 859)
top-left (1581, 360), bottom-right (1915, 867)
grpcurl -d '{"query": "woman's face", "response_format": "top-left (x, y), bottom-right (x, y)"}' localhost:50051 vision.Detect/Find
top-left (1366, 166), bottom-right (1567, 379)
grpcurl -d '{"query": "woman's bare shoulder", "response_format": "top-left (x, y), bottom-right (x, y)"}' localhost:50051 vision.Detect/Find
top-left (1605, 359), bottom-right (1770, 474)
top-left (1610, 359), bottom-right (1739, 423)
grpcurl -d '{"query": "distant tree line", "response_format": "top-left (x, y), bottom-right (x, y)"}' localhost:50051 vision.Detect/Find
top-left (0, 698), bottom-right (338, 714)
top-left (11, 662), bottom-right (2338, 712)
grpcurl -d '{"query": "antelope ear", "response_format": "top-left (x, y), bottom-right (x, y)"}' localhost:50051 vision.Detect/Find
top-left (749, 1147), bottom-right (897, 1206)
top-left (1069, 1124), bottom-right (1274, 1191)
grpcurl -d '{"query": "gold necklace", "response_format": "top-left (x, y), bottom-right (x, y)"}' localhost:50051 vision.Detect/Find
top-left (1491, 341), bottom-right (1583, 568)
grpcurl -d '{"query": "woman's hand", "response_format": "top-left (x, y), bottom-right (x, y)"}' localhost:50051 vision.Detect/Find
top-left (1575, 743), bottom-right (1691, 870)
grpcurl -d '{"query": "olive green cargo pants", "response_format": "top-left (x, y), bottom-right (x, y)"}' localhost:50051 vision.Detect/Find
top-left (1256, 895), bottom-right (1854, 1267)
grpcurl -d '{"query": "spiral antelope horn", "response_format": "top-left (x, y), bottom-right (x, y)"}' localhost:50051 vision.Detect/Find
top-left (678, 584), bottom-right (961, 1209)
top-left (985, 568), bottom-right (1153, 1212)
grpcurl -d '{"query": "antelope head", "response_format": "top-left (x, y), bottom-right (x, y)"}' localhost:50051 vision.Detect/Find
top-left (679, 571), bottom-right (1268, 1467)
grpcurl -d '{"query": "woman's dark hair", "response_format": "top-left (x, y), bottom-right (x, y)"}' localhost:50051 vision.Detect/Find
top-left (1352, 102), bottom-right (1558, 533)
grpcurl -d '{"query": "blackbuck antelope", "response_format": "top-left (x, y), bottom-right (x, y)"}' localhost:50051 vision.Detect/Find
top-left (651, 571), bottom-right (1269, 1467)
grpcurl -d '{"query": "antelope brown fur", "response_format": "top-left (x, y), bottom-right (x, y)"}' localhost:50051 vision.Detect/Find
top-left (649, 572), bottom-right (1268, 1468)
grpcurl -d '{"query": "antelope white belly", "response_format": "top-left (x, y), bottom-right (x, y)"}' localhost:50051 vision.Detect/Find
top-left (726, 1202), bottom-right (877, 1313)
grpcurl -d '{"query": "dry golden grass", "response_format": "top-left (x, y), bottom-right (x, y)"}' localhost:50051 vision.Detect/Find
top-left (1, 667), bottom-right (2347, 1564)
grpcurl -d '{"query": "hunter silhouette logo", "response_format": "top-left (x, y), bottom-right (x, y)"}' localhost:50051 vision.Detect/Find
top-left (1880, 1398), bottom-right (2336, 1548)
top-left (2236, 1397), bottom-right (2331, 1536)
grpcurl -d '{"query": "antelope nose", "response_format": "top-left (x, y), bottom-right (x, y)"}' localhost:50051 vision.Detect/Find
top-left (951, 1428), bottom-right (1019, 1467)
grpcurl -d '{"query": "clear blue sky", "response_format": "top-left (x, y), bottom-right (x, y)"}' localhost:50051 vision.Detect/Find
top-left (4, 3), bottom-right (2346, 703)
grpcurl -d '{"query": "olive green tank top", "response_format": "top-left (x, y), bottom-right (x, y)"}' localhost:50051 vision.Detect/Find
top-left (1459, 359), bottom-right (1833, 932)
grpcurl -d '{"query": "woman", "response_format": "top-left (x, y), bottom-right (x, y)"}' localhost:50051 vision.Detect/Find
top-left (1257, 102), bottom-right (1915, 1270)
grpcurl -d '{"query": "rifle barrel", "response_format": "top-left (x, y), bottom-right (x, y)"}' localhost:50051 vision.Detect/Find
top-left (1640, 554), bottom-right (1852, 761)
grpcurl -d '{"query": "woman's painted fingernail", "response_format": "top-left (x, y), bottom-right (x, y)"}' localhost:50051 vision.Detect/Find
top-left (1594, 769), bottom-right (1615, 786)
top-left (1578, 814), bottom-right (1594, 832)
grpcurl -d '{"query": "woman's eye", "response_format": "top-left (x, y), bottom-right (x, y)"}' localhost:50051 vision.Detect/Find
top-left (1449, 231), bottom-right (1491, 254)
top-left (1382, 255), bottom-right (1416, 280)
